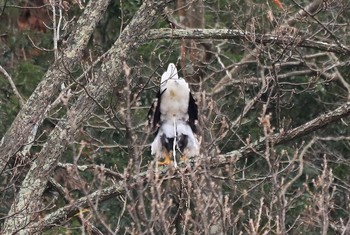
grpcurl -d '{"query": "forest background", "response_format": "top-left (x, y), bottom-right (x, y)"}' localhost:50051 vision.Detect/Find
top-left (1, 0), bottom-right (350, 234)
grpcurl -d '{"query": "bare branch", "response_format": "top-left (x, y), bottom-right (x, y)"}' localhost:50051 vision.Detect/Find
top-left (285, 0), bottom-right (323, 26)
top-left (231, 101), bottom-right (350, 156)
top-left (146, 28), bottom-right (350, 55)
top-left (209, 0), bottom-right (330, 95)
top-left (26, 178), bottom-right (128, 233)
top-left (57, 162), bottom-right (123, 180)
top-left (0, 64), bottom-right (25, 106)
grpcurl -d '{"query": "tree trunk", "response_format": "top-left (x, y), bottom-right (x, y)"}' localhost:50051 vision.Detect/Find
top-left (0, 0), bottom-right (111, 174)
top-left (1, 1), bottom-right (168, 234)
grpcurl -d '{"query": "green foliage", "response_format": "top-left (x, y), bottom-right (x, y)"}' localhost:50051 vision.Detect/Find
top-left (14, 62), bottom-right (44, 96)
top-left (0, 61), bottom-right (45, 135)
top-left (0, 77), bottom-right (19, 135)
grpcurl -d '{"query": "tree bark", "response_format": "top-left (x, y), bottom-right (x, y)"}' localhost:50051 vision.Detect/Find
top-left (1, 1), bottom-right (168, 234)
top-left (145, 28), bottom-right (350, 55)
top-left (26, 180), bottom-right (128, 233)
top-left (0, 0), bottom-right (111, 174)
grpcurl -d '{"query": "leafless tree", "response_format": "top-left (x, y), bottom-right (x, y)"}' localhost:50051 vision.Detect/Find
top-left (1, 0), bottom-right (350, 234)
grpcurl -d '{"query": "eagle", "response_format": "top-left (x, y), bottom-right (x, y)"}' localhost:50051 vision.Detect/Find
top-left (148, 63), bottom-right (199, 166)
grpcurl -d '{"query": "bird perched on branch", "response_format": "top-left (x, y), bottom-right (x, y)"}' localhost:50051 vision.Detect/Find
top-left (148, 63), bottom-right (199, 166)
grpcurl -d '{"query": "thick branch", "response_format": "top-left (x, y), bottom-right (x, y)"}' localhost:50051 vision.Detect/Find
top-left (57, 162), bottom-right (123, 180)
top-left (145, 28), bottom-right (350, 55)
top-left (275, 102), bottom-right (350, 145)
top-left (285, 0), bottom-right (323, 26)
top-left (25, 178), bottom-right (140, 233)
top-left (230, 101), bottom-right (350, 156)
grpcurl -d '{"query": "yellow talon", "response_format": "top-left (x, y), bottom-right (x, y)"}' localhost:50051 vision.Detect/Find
top-left (158, 150), bottom-right (172, 165)
top-left (180, 155), bottom-right (187, 161)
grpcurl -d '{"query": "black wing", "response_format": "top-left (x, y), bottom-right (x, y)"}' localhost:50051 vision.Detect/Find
top-left (147, 89), bottom-right (164, 134)
top-left (188, 92), bottom-right (198, 133)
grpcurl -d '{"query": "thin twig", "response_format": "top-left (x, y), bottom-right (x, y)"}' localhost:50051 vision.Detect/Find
top-left (0, 64), bottom-right (25, 106)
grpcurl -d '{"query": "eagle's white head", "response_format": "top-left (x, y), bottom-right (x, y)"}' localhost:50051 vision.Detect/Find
top-left (160, 63), bottom-right (179, 92)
